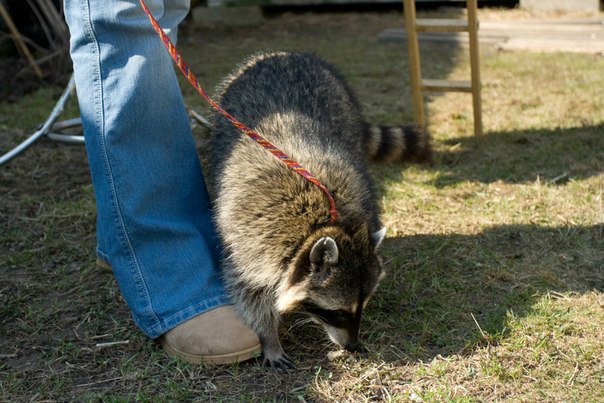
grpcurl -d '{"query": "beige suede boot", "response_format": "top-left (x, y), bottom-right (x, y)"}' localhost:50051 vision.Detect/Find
top-left (159, 306), bottom-right (261, 365)
top-left (96, 258), bottom-right (112, 271)
top-left (96, 259), bottom-right (260, 364)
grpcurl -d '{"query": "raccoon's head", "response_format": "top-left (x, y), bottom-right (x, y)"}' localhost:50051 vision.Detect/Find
top-left (276, 226), bottom-right (387, 351)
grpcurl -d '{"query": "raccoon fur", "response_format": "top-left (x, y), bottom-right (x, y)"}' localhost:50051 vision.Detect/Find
top-left (200, 51), bottom-right (431, 370)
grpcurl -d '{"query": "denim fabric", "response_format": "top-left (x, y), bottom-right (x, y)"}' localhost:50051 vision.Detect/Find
top-left (64, 0), bottom-right (230, 338)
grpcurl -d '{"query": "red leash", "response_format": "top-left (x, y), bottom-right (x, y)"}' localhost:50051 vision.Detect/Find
top-left (138, 0), bottom-right (338, 224)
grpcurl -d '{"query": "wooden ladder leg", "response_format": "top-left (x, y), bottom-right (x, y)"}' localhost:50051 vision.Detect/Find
top-left (403, 0), bottom-right (425, 128)
top-left (467, 0), bottom-right (483, 136)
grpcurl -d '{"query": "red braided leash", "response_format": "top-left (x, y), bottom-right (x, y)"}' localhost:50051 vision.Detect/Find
top-left (138, 0), bottom-right (338, 223)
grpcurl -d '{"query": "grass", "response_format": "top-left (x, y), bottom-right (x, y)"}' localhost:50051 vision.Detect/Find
top-left (2, 6), bottom-right (604, 402)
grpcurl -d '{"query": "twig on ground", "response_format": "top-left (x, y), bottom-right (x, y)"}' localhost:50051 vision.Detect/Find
top-left (567, 363), bottom-right (580, 386)
top-left (550, 172), bottom-right (569, 184)
top-left (471, 313), bottom-right (487, 339)
top-left (95, 340), bottom-right (130, 349)
top-left (75, 376), bottom-right (125, 388)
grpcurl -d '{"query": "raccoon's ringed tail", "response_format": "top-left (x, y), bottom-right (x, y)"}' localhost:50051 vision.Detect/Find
top-left (139, 0), bottom-right (338, 223)
top-left (365, 123), bottom-right (432, 163)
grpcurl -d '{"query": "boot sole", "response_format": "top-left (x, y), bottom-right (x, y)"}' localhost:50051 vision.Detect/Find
top-left (159, 337), bottom-right (262, 365)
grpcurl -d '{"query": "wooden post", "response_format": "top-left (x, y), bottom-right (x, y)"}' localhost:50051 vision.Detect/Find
top-left (403, 0), bottom-right (425, 128)
top-left (467, 0), bottom-right (483, 136)
top-left (0, 3), bottom-right (44, 79)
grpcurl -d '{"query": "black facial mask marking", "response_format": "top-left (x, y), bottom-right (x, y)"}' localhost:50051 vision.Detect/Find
top-left (303, 302), bottom-right (362, 329)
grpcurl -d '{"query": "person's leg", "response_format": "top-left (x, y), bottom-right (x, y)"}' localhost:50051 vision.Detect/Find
top-left (64, 0), bottom-right (259, 362)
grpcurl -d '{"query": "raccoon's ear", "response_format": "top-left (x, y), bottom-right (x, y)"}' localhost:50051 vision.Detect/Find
top-left (373, 227), bottom-right (387, 250)
top-left (310, 237), bottom-right (339, 268)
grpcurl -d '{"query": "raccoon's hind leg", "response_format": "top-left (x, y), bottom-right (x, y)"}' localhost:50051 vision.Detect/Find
top-left (230, 285), bottom-right (295, 371)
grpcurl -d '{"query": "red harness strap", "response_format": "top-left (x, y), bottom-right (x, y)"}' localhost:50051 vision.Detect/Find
top-left (138, 0), bottom-right (338, 223)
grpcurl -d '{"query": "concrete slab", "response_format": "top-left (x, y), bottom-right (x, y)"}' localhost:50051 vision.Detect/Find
top-left (520, 0), bottom-right (601, 14)
top-left (378, 18), bottom-right (604, 54)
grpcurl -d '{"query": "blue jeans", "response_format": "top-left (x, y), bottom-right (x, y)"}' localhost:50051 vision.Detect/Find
top-left (64, 0), bottom-right (230, 338)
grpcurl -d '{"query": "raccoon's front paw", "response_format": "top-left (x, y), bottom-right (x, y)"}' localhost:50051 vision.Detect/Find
top-left (259, 332), bottom-right (295, 371)
top-left (262, 353), bottom-right (296, 372)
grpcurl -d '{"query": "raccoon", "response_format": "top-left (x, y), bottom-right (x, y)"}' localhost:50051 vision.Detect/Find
top-left (200, 51), bottom-right (431, 370)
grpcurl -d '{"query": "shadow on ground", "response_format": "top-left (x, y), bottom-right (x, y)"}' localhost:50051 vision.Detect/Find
top-left (435, 123), bottom-right (604, 186)
top-left (370, 223), bottom-right (603, 361)
top-left (371, 123), bottom-right (604, 201)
